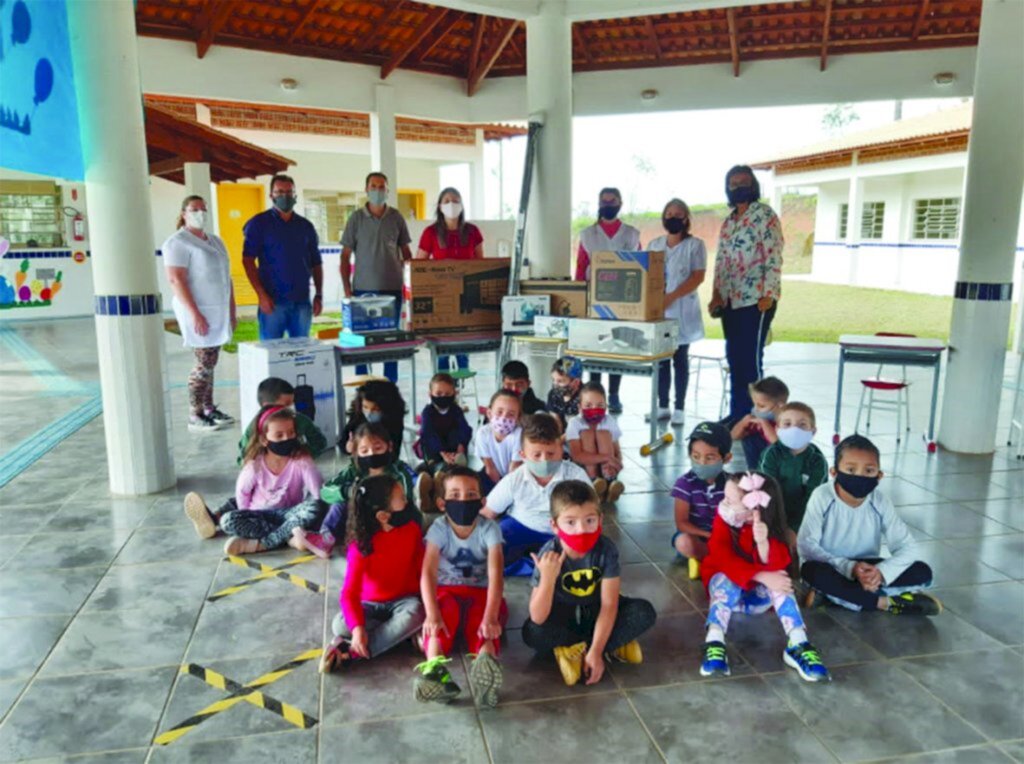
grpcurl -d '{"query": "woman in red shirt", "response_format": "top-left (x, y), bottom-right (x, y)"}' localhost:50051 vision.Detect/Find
top-left (416, 187), bottom-right (485, 370)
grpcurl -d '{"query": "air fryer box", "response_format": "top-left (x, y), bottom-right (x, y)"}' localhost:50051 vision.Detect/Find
top-left (502, 295), bottom-right (550, 333)
top-left (588, 251), bottom-right (665, 322)
top-left (404, 258), bottom-right (510, 334)
top-left (520, 279), bottom-right (588, 317)
top-left (568, 318), bottom-right (678, 359)
top-left (239, 338), bottom-right (338, 446)
top-left (534, 315), bottom-right (571, 339)
top-left (342, 294), bottom-right (398, 333)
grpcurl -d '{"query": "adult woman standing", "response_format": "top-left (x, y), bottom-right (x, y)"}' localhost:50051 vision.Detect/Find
top-left (163, 195), bottom-right (237, 433)
top-left (574, 187), bottom-right (641, 413)
top-left (708, 165), bottom-right (783, 427)
top-left (416, 187), bottom-right (484, 372)
top-left (646, 199), bottom-right (706, 426)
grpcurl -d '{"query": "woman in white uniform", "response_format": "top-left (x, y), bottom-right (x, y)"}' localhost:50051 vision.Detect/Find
top-left (163, 195), bottom-right (237, 433)
top-left (574, 187), bottom-right (641, 414)
top-left (646, 199), bottom-right (706, 425)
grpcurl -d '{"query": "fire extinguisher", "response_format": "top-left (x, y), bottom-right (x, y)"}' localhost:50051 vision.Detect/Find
top-left (72, 212), bottom-right (85, 242)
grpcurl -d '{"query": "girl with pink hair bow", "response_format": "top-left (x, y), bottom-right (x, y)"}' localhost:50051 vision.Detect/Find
top-left (698, 471), bottom-right (831, 683)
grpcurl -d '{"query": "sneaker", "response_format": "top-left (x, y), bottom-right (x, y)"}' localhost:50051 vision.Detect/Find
top-left (206, 407), bottom-right (235, 426)
top-left (553, 641), bottom-right (587, 686)
top-left (608, 396), bottom-right (624, 415)
top-left (183, 492), bottom-right (216, 539)
top-left (223, 536), bottom-right (265, 556)
top-left (188, 412), bottom-right (220, 433)
top-left (609, 640), bottom-right (643, 664)
top-left (414, 656), bottom-right (461, 703)
top-left (687, 557), bottom-right (701, 581)
top-left (319, 635), bottom-right (353, 674)
top-left (644, 407), bottom-right (672, 423)
top-left (671, 409), bottom-right (686, 426)
top-left (468, 651), bottom-right (503, 709)
top-left (887, 591), bottom-right (943, 616)
top-left (418, 473), bottom-right (434, 512)
top-left (606, 480), bottom-right (625, 504)
top-left (783, 641), bottom-right (831, 682)
top-left (292, 527), bottom-right (334, 559)
top-left (592, 478), bottom-right (608, 502)
top-left (699, 641), bottom-right (730, 677)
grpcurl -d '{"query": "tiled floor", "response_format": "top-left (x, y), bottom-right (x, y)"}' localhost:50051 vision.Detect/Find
top-left (0, 318), bottom-right (1022, 763)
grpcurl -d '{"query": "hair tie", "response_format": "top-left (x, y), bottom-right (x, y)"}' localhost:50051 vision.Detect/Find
top-left (257, 405), bottom-right (285, 433)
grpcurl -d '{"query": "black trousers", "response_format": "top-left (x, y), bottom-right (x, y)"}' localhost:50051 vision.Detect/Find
top-left (522, 596), bottom-right (656, 654)
top-left (589, 373), bottom-right (621, 399)
top-left (801, 558), bottom-right (933, 611)
top-left (721, 302), bottom-right (776, 422)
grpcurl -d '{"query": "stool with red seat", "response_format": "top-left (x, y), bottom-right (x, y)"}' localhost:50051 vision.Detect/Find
top-left (854, 332), bottom-right (914, 442)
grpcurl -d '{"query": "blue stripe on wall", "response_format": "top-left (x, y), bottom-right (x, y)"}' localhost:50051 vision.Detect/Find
top-left (953, 281), bottom-right (1013, 301)
top-left (94, 294), bottom-right (162, 316)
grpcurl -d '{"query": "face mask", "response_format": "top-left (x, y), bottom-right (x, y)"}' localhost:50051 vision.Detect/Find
top-left (582, 407), bottom-right (606, 425)
top-left (835, 471), bottom-right (879, 500)
top-left (431, 395), bottom-right (455, 412)
top-left (718, 498), bottom-right (751, 529)
top-left (440, 202), bottom-right (462, 220)
top-left (663, 217), bottom-right (686, 235)
top-left (491, 416), bottom-right (518, 437)
top-left (184, 210), bottom-right (207, 230)
top-left (267, 438), bottom-right (299, 457)
top-left (751, 407), bottom-right (776, 422)
top-left (526, 458), bottom-right (560, 479)
top-left (272, 195), bottom-right (296, 212)
top-left (727, 186), bottom-right (758, 206)
top-left (557, 525), bottom-right (602, 555)
top-left (598, 204), bottom-right (621, 221)
top-left (357, 452), bottom-right (391, 471)
top-left (389, 505), bottom-right (415, 527)
top-left (444, 498), bottom-right (482, 526)
top-left (363, 409), bottom-right (383, 424)
top-left (777, 427), bottom-right (814, 451)
top-left (692, 462), bottom-right (724, 481)
top-left (367, 189), bottom-right (388, 206)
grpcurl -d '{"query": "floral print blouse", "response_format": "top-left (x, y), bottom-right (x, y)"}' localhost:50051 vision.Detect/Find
top-left (713, 202), bottom-right (783, 309)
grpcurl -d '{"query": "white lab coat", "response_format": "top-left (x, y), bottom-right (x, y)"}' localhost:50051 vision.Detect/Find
top-left (648, 234), bottom-right (707, 346)
top-left (162, 228), bottom-right (232, 348)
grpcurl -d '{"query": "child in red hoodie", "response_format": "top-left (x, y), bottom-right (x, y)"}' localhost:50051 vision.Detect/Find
top-left (699, 471), bottom-right (830, 683)
top-left (320, 474), bottom-right (425, 672)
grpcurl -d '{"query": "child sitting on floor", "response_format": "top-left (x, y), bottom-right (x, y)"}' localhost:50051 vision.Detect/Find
top-left (294, 422), bottom-right (420, 558)
top-left (320, 475), bottom-right (425, 673)
top-left (342, 380), bottom-right (407, 456)
top-left (184, 406), bottom-right (324, 556)
top-left (699, 472), bottom-right (830, 683)
top-left (671, 421), bottom-right (733, 580)
top-left (474, 390), bottom-right (523, 494)
top-left (546, 356), bottom-right (583, 430)
top-left (566, 381), bottom-right (625, 504)
top-left (730, 376), bottom-right (788, 470)
top-left (501, 360), bottom-right (547, 415)
top-left (798, 435), bottom-right (941, 616)
top-left (758, 401), bottom-right (828, 537)
top-left (417, 373), bottom-right (473, 508)
top-left (481, 414), bottom-right (590, 576)
top-left (522, 480), bottom-right (656, 687)
top-left (416, 467), bottom-right (507, 707)
top-left (237, 377), bottom-right (327, 465)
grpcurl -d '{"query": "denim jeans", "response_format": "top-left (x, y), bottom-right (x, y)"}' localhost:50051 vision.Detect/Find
top-left (257, 300), bottom-right (313, 340)
top-left (353, 289), bottom-right (400, 381)
top-left (658, 344), bottom-right (690, 410)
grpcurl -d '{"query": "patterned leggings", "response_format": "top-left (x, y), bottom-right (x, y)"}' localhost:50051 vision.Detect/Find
top-left (188, 347), bottom-right (220, 415)
top-left (219, 498), bottom-right (326, 550)
top-left (706, 572), bottom-right (806, 637)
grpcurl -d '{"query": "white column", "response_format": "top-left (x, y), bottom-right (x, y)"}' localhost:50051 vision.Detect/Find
top-left (770, 183), bottom-right (783, 217)
top-left (67, 0), bottom-right (175, 494)
top-left (845, 158), bottom-right (863, 286)
top-left (938, 0), bottom-right (1024, 453)
top-left (184, 162), bottom-right (217, 235)
top-left (469, 128), bottom-right (486, 219)
top-left (370, 83), bottom-right (398, 189)
top-left (195, 103), bottom-right (212, 126)
top-left (526, 1), bottom-right (572, 278)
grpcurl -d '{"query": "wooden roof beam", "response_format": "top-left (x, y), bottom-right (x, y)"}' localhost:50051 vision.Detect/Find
top-left (353, 0), bottom-right (407, 55)
top-left (468, 19), bottom-right (520, 95)
top-left (911, 0), bottom-right (932, 40)
top-left (382, 7), bottom-right (449, 79)
top-left (726, 7), bottom-right (740, 77)
top-left (468, 15), bottom-right (486, 76)
top-left (286, 0), bottom-right (327, 45)
top-left (820, 0), bottom-right (833, 72)
top-left (643, 16), bottom-right (662, 62)
top-left (149, 156), bottom-right (188, 177)
top-left (572, 23), bottom-right (592, 64)
top-left (194, 0), bottom-right (240, 59)
top-left (409, 10), bottom-right (465, 66)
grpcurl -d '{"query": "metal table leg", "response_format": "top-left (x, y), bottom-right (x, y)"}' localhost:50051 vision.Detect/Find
top-left (409, 346), bottom-right (419, 426)
top-left (649, 366), bottom-right (659, 444)
top-left (833, 348), bottom-right (846, 445)
top-left (334, 352), bottom-right (346, 456)
top-left (926, 353), bottom-right (941, 452)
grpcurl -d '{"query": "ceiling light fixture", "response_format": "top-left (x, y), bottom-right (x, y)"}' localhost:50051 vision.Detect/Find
top-left (280, 78), bottom-right (299, 91)
top-left (933, 72), bottom-right (956, 86)
top-left (641, 88), bottom-right (659, 100)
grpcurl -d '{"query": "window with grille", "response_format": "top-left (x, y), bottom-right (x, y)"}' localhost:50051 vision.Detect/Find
top-left (913, 198), bottom-right (960, 240)
top-left (838, 203), bottom-right (848, 239)
top-left (0, 180), bottom-right (63, 248)
top-left (860, 202), bottom-right (885, 239)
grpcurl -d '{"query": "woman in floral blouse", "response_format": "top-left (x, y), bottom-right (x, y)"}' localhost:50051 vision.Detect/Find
top-left (708, 165), bottom-right (783, 427)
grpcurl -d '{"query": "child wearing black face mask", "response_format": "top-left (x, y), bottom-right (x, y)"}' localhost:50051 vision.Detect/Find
top-left (797, 435), bottom-right (941, 616)
top-left (416, 373), bottom-right (474, 506)
top-left (294, 422), bottom-right (420, 558)
top-left (416, 467), bottom-right (507, 707)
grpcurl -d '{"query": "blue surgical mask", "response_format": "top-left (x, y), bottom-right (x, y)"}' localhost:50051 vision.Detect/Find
top-left (691, 462), bottom-right (723, 481)
top-left (777, 426), bottom-right (814, 451)
top-left (367, 189), bottom-right (388, 206)
top-left (751, 407), bottom-right (776, 422)
top-left (363, 409), bottom-right (383, 424)
top-left (526, 458), bottom-right (560, 478)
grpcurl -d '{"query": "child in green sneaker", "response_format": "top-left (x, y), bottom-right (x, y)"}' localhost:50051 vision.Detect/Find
top-left (416, 467), bottom-right (507, 707)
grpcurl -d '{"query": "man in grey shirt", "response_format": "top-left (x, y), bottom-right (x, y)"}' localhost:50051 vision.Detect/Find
top-left (340, 171), bottom-right (412, 381)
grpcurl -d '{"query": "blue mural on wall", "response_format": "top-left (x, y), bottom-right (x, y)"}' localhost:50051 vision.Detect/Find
top-left (0, 0), bottom-right (82, 178)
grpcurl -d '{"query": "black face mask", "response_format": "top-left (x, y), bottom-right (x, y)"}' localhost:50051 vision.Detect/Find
top-left (727, 186), bottom-right (758, 206)
top-left (431, 395), bottom-right (455, 411)
top-left (598, 204), bottom-right (621, 221)
top-left (389, 505), bottom-right (416, 527)
top-left (357, 452), bottom-right (391, 471)
top-left (444, 498), bottom-right (483, 526)
top-left (835, 471), bottom-right (879, 500)
top-left (663, 217), bottom-right (688, 235)
top-left (267, 438), bottom-right (299, 457)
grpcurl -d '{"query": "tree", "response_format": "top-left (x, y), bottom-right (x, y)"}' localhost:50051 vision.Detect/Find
top-left (821, 104), bottom-right (860, 135)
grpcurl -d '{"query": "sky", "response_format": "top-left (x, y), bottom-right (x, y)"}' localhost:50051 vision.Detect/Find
top-left (452, 97), bottom-right (969, 219)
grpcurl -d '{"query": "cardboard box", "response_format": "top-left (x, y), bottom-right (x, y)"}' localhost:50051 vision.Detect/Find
top-left (588, 251), bottom-right (665, 322)
top-left (342, 294), bottom-right (399, 332)
top-left (568, 318), bottom-right (679, 359)
top-left (404, 258), bottom-right (510, 334)
top-left (520, 279), bottom-right (588, 317)
top-left (338, 329), bottom-right (415, 347)
top-left (239, 339), bottom-right (338, 446)
top-left (533, 315), bottom-right (571, 339)
top-left (502, 295), bottom-right (550, 333)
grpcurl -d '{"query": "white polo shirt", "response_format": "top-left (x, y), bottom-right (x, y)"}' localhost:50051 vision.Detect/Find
top-left (485, 460), bottom-right (592, 533)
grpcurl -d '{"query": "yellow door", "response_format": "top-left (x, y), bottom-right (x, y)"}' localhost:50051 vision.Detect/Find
top-left (397, 189), bottom-right (426, 220)
top-left (216, 183), bottom-right (264, 306)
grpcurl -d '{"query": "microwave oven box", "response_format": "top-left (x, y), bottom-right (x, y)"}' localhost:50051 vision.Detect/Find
top-left (588, 250), bottom-right (665, 322)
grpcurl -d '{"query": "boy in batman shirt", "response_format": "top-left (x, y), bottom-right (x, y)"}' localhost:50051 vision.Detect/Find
top-left (522, 480), bottom-right (656, 686)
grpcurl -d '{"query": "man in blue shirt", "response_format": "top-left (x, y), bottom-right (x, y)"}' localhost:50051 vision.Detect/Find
top-left (242, 174), bottom-right (324, 340)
